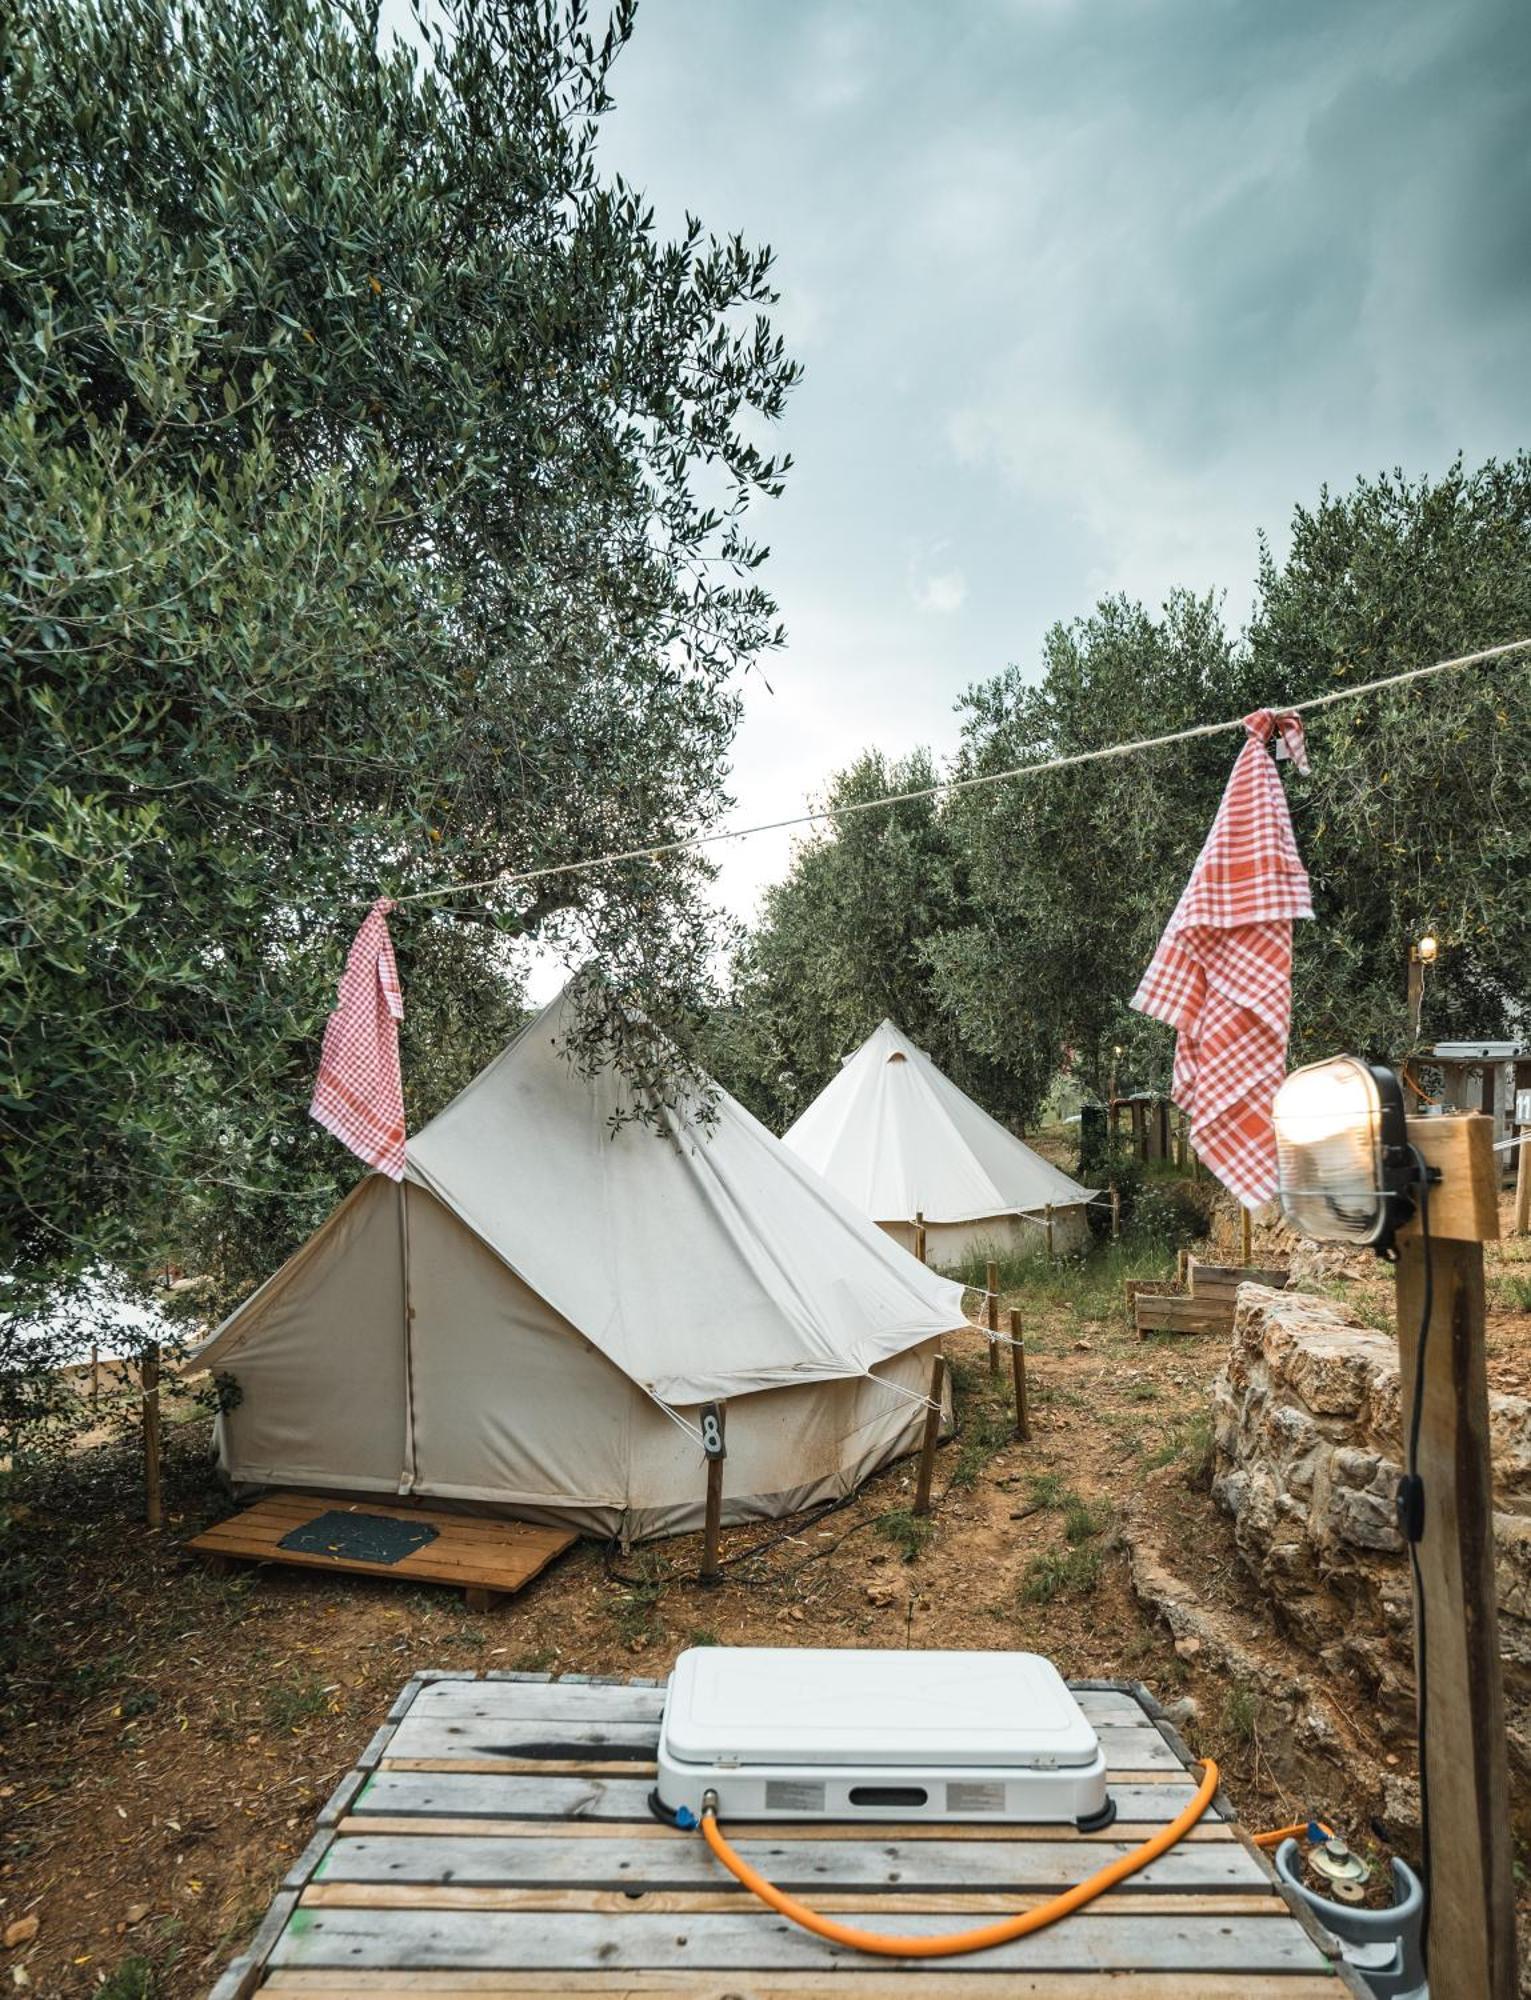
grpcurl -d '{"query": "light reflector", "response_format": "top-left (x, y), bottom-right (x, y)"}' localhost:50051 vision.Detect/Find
top-left (1272, 1056), bottom-right (1414, 1251)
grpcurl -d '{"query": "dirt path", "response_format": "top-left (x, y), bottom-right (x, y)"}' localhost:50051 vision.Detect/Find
top-left (4, 1205), bottom-right (1528, 1997)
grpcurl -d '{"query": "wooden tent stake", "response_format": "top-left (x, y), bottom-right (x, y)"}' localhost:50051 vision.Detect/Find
top-left (986, 1260), bottom-right (999, 1379)
top-left (1009, 1308), bottom-right (1029, 1442)
top-left (1240, 1206), bottom-right (1253, 1267)
top-left (142, 1343), bottom-right (162, 1531)
top-left (699, 1402), bottom-right (727, 1586)
top-left (912, 1353), bottom-right (946, 1517)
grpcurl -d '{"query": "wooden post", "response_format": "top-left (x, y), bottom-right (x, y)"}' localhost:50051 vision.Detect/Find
top-left (142, 1343), bottom-right (162, 1532)
top-left (1009, 1309), bottom-right (1029, 1442)
top-left (912, 1353), bottom-right (947, 1517)
top-left (1239, 1206), bottom-right (1253, 1268)
top-left (1109, 1186), bottom-right (1120, 1242)
top-left (1395, 1114), bottom-right (1515, 2000)
top-left (1407, 953), bottom-right (1425, 1042)
top-left (1516, 1127), bottom-right (1530, 1236)
top-left (698, 1401), bottom-right (727, 1586)
top-left (986, 1260), bottom-right (999, 1380)
top-left (1176, 1246), bottom-right (1189, 1290)
top-left (1045, 1204), bottom-right (1055, 1258)
top-left (90, 1344), bottom-right (99, 1408)
top-left (914, 1211), bottom-right (927, 1265)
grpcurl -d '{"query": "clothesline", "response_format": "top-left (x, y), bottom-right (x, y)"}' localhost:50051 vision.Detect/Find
top-left (390, 635), bottom-right (1531, 908)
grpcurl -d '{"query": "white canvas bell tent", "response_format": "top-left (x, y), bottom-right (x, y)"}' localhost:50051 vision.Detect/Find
top-left (190, 987), bottom-right (965, 1541)
top-left (782, 1020), bottom-right (1099, 1264)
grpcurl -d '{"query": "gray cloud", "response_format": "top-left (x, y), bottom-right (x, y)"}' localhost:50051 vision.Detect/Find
top-left (390, 0), bottom-right (1531, 961)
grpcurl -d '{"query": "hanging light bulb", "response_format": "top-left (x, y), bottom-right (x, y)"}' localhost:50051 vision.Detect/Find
top-left (1415, 933), bottom-right (1438, 964)
top-left (1272, 1057), bottom-right (1419, 1254)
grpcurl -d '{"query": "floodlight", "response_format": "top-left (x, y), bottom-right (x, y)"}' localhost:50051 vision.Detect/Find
top-left (1413, 934), bottom-right (1438, 964)
top-left (1272, 1057), bottom-right (1418, 1254)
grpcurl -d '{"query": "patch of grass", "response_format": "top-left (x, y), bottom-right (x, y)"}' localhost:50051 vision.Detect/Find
top-left (96, 1959), bottom-right (160, 2000)
top-left (875, 1508), bottom-right (933, 1563)
top-left (1221, 1682), bottom-right (1261, 1744)
top-left (1144, 1410), bottom-right (1215, 1485)
top-left (1062, 1492), bottom-right (1113, 1544)
top-left (1026, 1471), bottom-right (1065, 1510)
top-left (1498, 1273), bottom-right (1531, 1313)
top-left (511, 1647), bottom-right (556, 1673)
top-left (1020, 1543), bottom-right (1102, 1604)
top-left (1125, 1379), bottom-right (1159, 1402)
top-left (687, 1627), bottom-right (721, 1647)
top-left (611, 1551), bottom-right (668, 1647)
top-left (943, 1363), bottom-right (1017, 1491)
top-left (263, 1675), bottom-right (336, 1734)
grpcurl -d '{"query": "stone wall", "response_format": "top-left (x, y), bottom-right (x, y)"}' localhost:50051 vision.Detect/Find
top-left (1211, 1283), bottom-right (1531, 1788)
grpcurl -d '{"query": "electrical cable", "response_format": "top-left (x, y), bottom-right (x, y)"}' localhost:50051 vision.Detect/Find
top-left (1399, 1157), bottom-right (1434, 1970)
top-left (695, 1758), bottom-right (1221, 1959)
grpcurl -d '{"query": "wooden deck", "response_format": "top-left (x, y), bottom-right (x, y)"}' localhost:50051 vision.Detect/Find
top-left (186, 1493), bottom-right (574, 1610)
top-left (209, 1670), bottom-right (1361, 1999)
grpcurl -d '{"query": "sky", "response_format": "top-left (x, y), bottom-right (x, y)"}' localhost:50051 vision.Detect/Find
top-left (403, 0), bottom-right (1531, 995)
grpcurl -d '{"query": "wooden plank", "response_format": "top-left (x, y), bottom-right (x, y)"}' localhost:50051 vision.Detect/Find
top-left (348, 1772), bottom-right (1213, 1825)
top-left (335, 1815), bottom-right (1237, 1846)
top-left (185, 1535), bottom-right (568, 1592)
top-left (398, 1680), bottom-right (1147, 1731)
top-left (193, 1491), bottom-right (573, 1543)
top-left (187, 1514), bottom-right (568, 1571)
top-left (381, 1759), bottom-right (661, 1777)
top-left (301, 1883), bottom-right (1288, 1918)
top-left (263, 1973), bottom-right (1354, 1998)
top-left (385, 1715), bottom-right (1180, 1771)
top-left (406, 1683), bottom-right (665, 1724)
top-left (185, 1504), bottom-right (567, 1544)
top-left (1133, 1297), bottom-right (1231, 1335)
top-left (1400, 1111), bottom-right (1501, 1242)
top-left (387, 1712), bottom-right (660, 1756)
top-left (312, 1830), bottom-right (1270, 1892)
top-left (267, 1907), bottom-right (1330, 1975)
top-left (1396, 1199), bottom-right (1517, 1998)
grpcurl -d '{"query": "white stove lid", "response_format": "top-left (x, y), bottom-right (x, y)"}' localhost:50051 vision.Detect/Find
top-left (661, 1647), bottom-right (1101, 1770)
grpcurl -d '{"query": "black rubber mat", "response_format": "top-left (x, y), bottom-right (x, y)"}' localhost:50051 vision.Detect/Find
top-left (278, 1509), bottom-right (439, 1565)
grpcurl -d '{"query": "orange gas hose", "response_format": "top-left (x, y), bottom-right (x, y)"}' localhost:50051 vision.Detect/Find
top-left (699, 1758), bottom-right (1221, 1960)
top-left (1251, 1818), bottom-right (1331, 1849)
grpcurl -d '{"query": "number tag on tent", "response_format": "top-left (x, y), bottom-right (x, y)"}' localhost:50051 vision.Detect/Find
top-left (700, 1403), bottom-right (727, 1460)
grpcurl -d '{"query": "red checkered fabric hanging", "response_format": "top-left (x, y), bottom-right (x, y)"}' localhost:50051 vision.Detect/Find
top-left (310, 898), bottom-right (406, 1180)
top-left (1131, 710), bottom-right (1312, 1207)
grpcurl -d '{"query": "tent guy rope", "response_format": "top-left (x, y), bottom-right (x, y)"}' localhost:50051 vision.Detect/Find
top-left (390, 635), bottom-right (1531, 907)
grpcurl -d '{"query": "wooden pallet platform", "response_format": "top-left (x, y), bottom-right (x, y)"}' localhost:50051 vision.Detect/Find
top-left (186, 1492), bottom-right (574, 1610)
top-left (209, 1670), bottom-right (1362, 1999)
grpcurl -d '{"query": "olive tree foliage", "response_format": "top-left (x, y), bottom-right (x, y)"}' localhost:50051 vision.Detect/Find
top-left (706, 750), bottom-right (1031, 1133)
top-left (936, 463), bottom-right (1531, 1103)
top-left (1250, 457), bottom-right (1531, 1064)
top-left (1, 0), bottom-right (800, 1315)
top-left (723, 458), bottom-right (1531, 1135)
top-left (926, 592), bottom-right (1259, 1118)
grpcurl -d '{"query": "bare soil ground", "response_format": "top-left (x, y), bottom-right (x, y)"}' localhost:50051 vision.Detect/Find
top-left (4, 1187), bottom-right (1530, 1998)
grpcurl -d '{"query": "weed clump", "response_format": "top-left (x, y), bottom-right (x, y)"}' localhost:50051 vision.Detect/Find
top-left (875, 1509), bottom-right (933, 1563)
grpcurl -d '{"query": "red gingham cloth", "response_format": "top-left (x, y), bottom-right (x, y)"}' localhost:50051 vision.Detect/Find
top-left (1131, 711), bottom-right (1312, 1208)
top-left (309, 898), bottom-right (406, 1180)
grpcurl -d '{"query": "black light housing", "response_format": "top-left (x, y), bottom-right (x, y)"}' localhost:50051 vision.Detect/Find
top-left (1272, 1056), bottom-right (1418, 1256)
